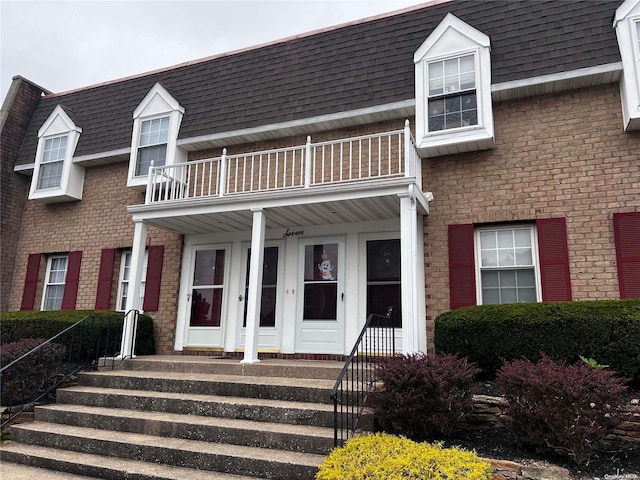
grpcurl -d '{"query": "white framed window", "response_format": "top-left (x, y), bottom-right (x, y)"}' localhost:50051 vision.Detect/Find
top-left (614, 0), bottom-right (640, 131)
top-left (427, 54), bottom-right (477, 132)
top-left (136, 116), bottom-right (169, 176)
top-left (475, 225), bottom-right (541, 305)
top-left (38, 135), bottom-right (68, 189)
top-left (414, 13), bottom-right (494, 157)
top-left (117, 250), bottom-right (148, 311)
top-left (29, 105), bottom-right (84, 203)
top-left (42, 255), bottom-right (68, 310)
top-left (127, 83), bottom-right (185, 189)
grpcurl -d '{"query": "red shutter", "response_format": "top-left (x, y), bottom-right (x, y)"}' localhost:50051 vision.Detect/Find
top-left (448, 224), bottom-right (477, 309)
top-left (537, 218), bottom-right (572, 302)
top-left (95, 248), bottom-right (116, 309)
top-left (142, 245), bottom-right (164, 311)
top-left (614, 212), bottom-right (640, 299)
top-left (61, 251), bottom-right (83, 310)
top-left (20, 254), bottom-right (41, 310)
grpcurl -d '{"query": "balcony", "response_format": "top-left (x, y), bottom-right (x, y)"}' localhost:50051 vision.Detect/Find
top-left (130, 122), bottom-right (430, 235)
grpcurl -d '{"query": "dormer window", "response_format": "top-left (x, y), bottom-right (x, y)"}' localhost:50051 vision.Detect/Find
top-left (29, 105), bottom-right (84, 203)
top-left (427, 54), bottom-right (477, 131)
top-left (128, 83), bottom-right (185, 189)
top-left (38, 135), bottom-right (68, 188)
top-left (136, 116), bottom-right (169, 176)
top-left (414, 13), bottom-right (494, 157)
top-left (614, 0), bottom-right (640, 131)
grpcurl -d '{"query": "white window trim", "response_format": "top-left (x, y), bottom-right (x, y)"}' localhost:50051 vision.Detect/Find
top-left (127, 83), bottom-right (185, 189)
top-left (414, 13), bottom-right (494, 157)
top-left (614, 0), bottom-right (640, 131)
top-left (116, 250), bottom-right (148, 312)
top-left (42, 254), bottom-right (68, 311)
top-left (474, 225), bottom-right (542, 305)
top-left (29, 105), bottom-right (84, 203)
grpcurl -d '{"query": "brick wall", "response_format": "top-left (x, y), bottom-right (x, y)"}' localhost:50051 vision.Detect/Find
top-left (423, 84), bottom-right (640, 351)
top-left (8, 162), bottom-right (183, 354)
top-left (0, 78), bottom-right (46, 311)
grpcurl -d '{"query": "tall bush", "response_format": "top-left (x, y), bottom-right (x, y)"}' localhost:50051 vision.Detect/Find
top-left (435, 299), bottom-right (640, 382)
top-left (369, 353), bottom-right (479, 440)
top-left (496, 354), bottom-right (628, 465)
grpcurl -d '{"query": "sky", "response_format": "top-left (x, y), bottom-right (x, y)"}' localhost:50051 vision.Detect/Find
top-left (0, 0), bottom-right (428, 102)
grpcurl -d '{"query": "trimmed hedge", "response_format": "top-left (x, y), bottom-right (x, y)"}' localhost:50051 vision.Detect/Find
top-left (434, 299), bottom-right (640, 382)
top-left (0, 310), bottom-right (155, 356)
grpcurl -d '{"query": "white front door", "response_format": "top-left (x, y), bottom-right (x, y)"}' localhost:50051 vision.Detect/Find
top-left (295, 238), bottom-right (345, 354)
top-left (183, 245), bottom-right (228, 347)
top-left (237, 243), bottom-right (283, 350)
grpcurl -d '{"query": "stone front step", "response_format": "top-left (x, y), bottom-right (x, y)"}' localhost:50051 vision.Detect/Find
top-left (35, 403), bottom-right (335, 454)
top-left (121, 357), bottom-right (345, 380)
top-left (78, 370), bottom-right (336, 404)
top-left (56, 385), bottom-right (339, 428)
top-left (1, 357), bottom-right (360, 479)
top-left (10, 420), bottom-right (324, 480)
top-left (0, 443), bottom-right (263, 480)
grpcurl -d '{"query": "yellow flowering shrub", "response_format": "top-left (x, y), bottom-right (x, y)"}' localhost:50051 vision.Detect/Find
top-left (316, 433), bottom-right (492, 480)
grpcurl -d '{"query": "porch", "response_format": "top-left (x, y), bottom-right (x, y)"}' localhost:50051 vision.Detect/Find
top-left (123, 121), bottom-right (433, 362)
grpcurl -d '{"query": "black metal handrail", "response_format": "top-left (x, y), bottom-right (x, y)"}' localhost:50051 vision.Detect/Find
top-left (0, 311), bottom-right (139, 428)
top-left (330, 306), bottom-right (395, 447)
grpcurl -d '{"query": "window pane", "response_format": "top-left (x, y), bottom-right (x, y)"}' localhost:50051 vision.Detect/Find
top-left (429, 98), bottom-right (444, 116)
top-left (501, 287), bottom-right (518, 304)
top-left (136, 145), bottom-right (167, 176)
top-left (445, 113), bottom-right (461, 129)
top-left (482, 288), bottom-right (500, 305)
top-left (480, 231), bottom-right (496, 249)
top-left (49, 257), bottom-right (68, 283)
top-left (38, 161), bottom-right (64, 189)
top-left (304, 244), bottom-right (338, 281)
top-left (462, 110), bottom-right (477, 127)
top-left (43, 136), bottom-right (67, 163)
top-left (497, 230), bottom-right (514, 248)
top-left (43, 285), bottom-right (64, 310)
top-left (190, 288), bottom-right (223, 326)
top-left (481, 270), bottom-right (499, 288)
top-left (193, 250), bottom-right (225, 286)
top-left (498, 249), bottom-right (515, 267)
top-left (461, 93), bottom-right (477, 111)
top-left (459, 54), bottom-right (474, 73)
top-left (481, 249), bottom-right (497, 267)
top-left (514, 229), bottom-right (531, 247)
top-left (517, 269), bottom-right (536, 287)
top-left (139, 117), bottom-right (169, 147)
top-left (515, 248), bottom-right (533, 266)
top-left (518, 287), bottom-right (537, 303)
top-left (303, 283), bottom-right (337, 320)
top-left (429, 114), bottom-right (444, 132)
top-left (444, 58), bottom-right (459, 77)
top-left (499, 270), bottom-right (516, 287)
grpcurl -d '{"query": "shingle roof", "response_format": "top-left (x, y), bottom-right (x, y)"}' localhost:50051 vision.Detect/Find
top-left (14, 0), bottom-right (623, 167)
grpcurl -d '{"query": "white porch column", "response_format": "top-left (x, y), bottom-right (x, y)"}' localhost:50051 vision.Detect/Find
top-left (242, 208), bottom-right (266, 364)
top-left (119, 220), bottom-right (148, 358)
top-left (399, 189), bottom-right (421, 354)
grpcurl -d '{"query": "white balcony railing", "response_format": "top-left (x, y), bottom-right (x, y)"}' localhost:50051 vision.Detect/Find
top-left (145, 121), bottom-right (420, 204)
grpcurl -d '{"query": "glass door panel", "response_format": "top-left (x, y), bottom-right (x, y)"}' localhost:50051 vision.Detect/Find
top-left (366, 239), bottom-right (401, 327)
top-left (303, 243), bottom-right (338, 321)
top-left (243, 246), bottom-right (279, 327)
top-left (190, 249), bottom-right (225, 327)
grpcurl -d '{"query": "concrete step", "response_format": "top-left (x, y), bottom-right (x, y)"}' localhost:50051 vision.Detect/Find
top-left (121, 357), bottom-right (345, 380)
top-left (56, 386), bottom-right (340, 428)
top-left (35, 403), bottom-right (335, 455)
top-left (78, 370), bottom-right (335, 404)
top-left (0, 443), bottom-right (263, 480)
top-left (10, 422), bottom-right (324, 480)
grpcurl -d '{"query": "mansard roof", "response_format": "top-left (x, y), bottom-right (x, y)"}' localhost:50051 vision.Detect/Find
top-left (14, 0), bottom-right (623, 167)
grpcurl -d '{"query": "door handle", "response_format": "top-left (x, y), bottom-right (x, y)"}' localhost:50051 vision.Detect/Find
top-left (341, 293), bottom-right (344, 301)
top-left (239, 294), bottom-right (244, 301)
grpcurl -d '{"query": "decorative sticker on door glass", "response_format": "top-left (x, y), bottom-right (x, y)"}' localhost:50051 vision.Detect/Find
top-left (305, 244), bottom-right (338, 281)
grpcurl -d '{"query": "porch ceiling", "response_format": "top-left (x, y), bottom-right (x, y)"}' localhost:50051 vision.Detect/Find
top-left (128, 178), bottom-right (430, 235)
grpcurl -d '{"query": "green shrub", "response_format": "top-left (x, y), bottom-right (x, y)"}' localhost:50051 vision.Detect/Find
top-left (369, 353), bottom-right (479, 440)
top-left (0, 310), bottom-right (155, 356)
top-left (316, 433), bottom-right (492, 480)
top-left (496, 354), bottom-right (628, 465)
top-left (434, 299), bottom-right (640, 382)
